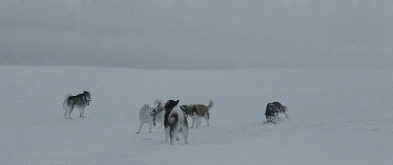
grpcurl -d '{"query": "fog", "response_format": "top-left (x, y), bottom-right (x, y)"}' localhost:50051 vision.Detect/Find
top-left (1, 0), bottom-right (392, 69)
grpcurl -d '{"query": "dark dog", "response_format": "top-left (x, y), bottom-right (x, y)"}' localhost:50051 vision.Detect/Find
top-left (264, 102), bottom-right (288, 124)
top-left (164, 100), bottom-right (189, 144)
top-left (63, 91), bottom-right (92, 119)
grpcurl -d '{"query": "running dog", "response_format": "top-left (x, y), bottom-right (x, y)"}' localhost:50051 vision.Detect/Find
top-left (63, 91), bottom-right (92, 120)
top-left (180, 100), bottom-right (213, 128)
top-left (264, 101), bottom-right (288, 124)
top-left (164, 100), bottom-right (188, 145)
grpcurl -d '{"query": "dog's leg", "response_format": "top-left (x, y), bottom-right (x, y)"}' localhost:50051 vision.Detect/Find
top-left (196, 118), bottom-right (201, 128)
top-left (182, 127), bottom-right (188, 144)
top-left (268, 117), bottom-right (277, 124)
top-left (68, 106), bottom-right (74, 120)
top-left (284, 113), bottom-right (289, 119)
top-left (64, 109), bottom-right (69, 119)
top-left (191, 118), bottom-right (196, 128)
top-left (205, 116), bottom-right (210, 127)
top-left (136, 122), bottom-right (144, 134)
top-left (165, 128), bottom-right (169, 142)
top-left (148, 121), bottom-right (153, 133)
top-left (78, 107), bottom-right (82, 117)
top-left (82, 107), bottom-right (86, 118)
top-left (79, 107), bottom-right (85, 118)
top-left (169, 127), bottom-right (175, 145)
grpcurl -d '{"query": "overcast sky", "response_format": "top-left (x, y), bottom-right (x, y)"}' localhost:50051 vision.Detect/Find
top-left (0, 0), bottom-right (392, 69)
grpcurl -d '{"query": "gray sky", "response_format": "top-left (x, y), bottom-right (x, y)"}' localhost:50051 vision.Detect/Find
top-left (1, 0), bottom-right (392, 69)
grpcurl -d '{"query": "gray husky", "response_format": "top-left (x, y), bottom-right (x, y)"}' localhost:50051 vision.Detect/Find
top-left (63, 91), bottom-right (92, 120)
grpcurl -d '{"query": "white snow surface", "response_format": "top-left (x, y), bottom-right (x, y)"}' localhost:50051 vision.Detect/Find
top-left (1, 66), bottom-right (392, 165)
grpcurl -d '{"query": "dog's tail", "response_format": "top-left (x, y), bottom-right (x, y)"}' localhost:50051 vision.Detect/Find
top-left (207, 99), bottom-right (214, 109)
top-left (154, 99), bottom-right (164, 107)
top-left (169, 113), bottom-right (178, 124)
top-left (63, 94), bottom-right (72, 110)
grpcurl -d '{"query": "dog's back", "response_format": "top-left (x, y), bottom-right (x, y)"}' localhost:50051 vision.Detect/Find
top-left (272, 102), bottom-right (287, 113)
top-left (181, 100), bottom-right (213, 116)
top-left (66, 95), bottom-right (84, 107)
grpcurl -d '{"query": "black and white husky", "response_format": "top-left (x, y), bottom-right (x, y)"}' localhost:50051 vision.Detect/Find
top-left (264, 102), bottom-right (288, 124)
top-left (164, 100), bottom-right (188, 145)
top-left (63, 91), bottom-right (92, 120)
top-left (136, 100), bottom-right (165, 134)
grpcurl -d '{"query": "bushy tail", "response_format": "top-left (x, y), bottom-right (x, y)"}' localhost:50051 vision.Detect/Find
top-left (207, 100), bottom-right (214, 109)
top-left (169, 113), bottom-right (178, 124)
top-left (154, 99), bottom-right (164, 107)
top-left (63, 95), bottom-right (72, 110)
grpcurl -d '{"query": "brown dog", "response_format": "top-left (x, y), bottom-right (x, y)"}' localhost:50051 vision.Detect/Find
top-left (180, 100), bottom-right (213, 128)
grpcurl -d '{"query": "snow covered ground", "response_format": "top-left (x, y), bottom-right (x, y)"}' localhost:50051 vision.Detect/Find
top-left (1, 66), bottom-right (392, 165)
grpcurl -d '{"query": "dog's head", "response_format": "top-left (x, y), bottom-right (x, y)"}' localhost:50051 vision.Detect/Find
top-left (165, 100), bottom-right (179, 112)
top-left (83, 91), bottom-right (92, 105)
top-left (282, 106), bottom-right (288, 113)
top-left (179, 105), bottom-right (193, 115)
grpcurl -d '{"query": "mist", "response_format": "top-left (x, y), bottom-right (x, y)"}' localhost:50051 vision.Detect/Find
top-left (1, 0), bottom-right (392, 69)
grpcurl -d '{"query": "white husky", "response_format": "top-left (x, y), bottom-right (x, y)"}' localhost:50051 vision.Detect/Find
top-left (136, 100), bottom-right (165, 134)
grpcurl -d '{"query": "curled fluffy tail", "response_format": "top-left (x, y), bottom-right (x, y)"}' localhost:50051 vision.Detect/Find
top-left (207, 100), bottom-right (213, 109)
top-left (154, 99), bottom-right (164, 107)
top-left (169, 113), bottom-right (178, 124)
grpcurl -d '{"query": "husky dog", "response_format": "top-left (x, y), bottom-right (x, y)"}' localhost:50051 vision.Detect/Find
top-left (136, 100), bottom-right (165, 134)
top-left (63, 91), bottom-right (92, 120)
top-left (180, 100), bottom-right (213, 128)
top-left (164, 100), bottom-right (188, 145)
top-left (150, 99), bottom-right (165, 127)
top-left (264, 102), bottom-right (288, 124)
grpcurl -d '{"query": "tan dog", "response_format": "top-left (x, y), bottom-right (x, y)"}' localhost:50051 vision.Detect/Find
top-left (180, 100), bottom-right (213, 128)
